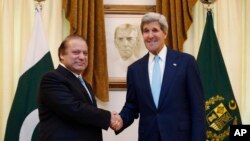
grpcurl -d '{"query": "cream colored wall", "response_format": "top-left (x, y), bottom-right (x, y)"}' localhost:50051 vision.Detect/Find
top-left (98, 92), bottom-right (139, 140)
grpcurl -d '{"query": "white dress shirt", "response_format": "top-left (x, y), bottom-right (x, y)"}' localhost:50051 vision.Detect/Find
top-left (148, 46), bottom-right (167, 87)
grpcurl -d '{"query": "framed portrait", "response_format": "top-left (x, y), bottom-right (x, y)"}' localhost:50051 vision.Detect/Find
top-left (104, 5), bottom-right (155, 90)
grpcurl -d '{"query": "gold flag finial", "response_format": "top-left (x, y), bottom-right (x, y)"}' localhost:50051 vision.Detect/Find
top-left (200, 0), bottom-right (217, 11)
top-left (34, 0), bottom-right (45, 11)
top-left (200, 0), bottom-right (216, 4)
top-left (34, 0), bottom-right (46, 2)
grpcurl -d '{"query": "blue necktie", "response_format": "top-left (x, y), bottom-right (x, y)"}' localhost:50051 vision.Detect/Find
top-left (151, 56), bottom-right (161, 108)
top-left (78, 77), bottom-right (93, 103)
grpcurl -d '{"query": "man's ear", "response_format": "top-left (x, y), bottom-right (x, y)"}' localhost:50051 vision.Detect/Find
top-left (163, 31), bottom-right (168, 39)
top-left (59, 53), bottom-right (64, 61)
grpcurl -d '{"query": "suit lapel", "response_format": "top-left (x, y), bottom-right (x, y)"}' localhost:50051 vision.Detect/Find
top-left (158, 49), bottom-right (178, 109)
top-left (77, 78), bottom-right (96, 105)
top-left (56, 65), bottom-right (95, 105)
top-left (83, 81), bottom-right (97, 106)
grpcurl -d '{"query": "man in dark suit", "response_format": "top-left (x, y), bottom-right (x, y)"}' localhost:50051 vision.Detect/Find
top-left (112, 12), bottom-right (206, 141)
top-left (38, 34), bottom-right (119, 141)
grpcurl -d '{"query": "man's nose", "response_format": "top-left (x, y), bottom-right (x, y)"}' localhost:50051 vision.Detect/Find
top-left (147, 31), bottom-right (154, 38)
top-left (79, 53), bottom-right (87, 59)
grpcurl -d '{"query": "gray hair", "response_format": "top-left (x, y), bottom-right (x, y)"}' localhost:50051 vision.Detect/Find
top-left (140, 12), bottom-right (168, 34)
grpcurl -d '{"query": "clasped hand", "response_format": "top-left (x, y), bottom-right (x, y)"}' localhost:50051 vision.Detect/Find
top-left (110, 111), bottom-right (123, 131)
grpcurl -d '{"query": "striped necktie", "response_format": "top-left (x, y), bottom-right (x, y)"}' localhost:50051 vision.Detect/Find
top-left (78, 77), bottom-right (93, 103)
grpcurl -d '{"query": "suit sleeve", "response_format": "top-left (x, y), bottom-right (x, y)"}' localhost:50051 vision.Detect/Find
top-left (186, 56), bottom-right (206, 141)
top-left (116, 66), bottom-right (139, 134)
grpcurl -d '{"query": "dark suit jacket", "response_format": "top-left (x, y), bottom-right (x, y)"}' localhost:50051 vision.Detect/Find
top-left (38, 65), bottom-right (110, 141)
top-left (119, 48), bottom-right (206, 141)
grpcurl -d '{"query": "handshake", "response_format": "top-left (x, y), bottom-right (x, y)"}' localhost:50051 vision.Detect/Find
top-left (110, 111), bottom-right (123, 131)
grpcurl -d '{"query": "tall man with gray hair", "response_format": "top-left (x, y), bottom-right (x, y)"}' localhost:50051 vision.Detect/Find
top-left (112, 12), bottom-right (206, 141)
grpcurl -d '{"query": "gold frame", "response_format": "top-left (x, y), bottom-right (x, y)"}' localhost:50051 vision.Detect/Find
top-left (104, 5), bottom-right (156, 15)
top-left (105, 5), bottom-right (156, 90)
top-left (108, 77), bottom-right (126, 91)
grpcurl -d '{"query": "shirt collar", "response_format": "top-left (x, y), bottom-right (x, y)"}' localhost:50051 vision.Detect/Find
top-left (149, 45), bottom-right (167, 63)
top-left (60, 63), bottom-right (82, 78)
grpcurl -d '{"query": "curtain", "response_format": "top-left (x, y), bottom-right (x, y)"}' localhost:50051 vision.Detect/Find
top-left (156, 0), bottom-right (197, 51)
top-left (62, 0), bottom-right (109, 101)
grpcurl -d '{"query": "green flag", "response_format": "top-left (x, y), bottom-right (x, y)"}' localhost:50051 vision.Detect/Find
top-left (4, 7), bottom-right (54, 141)
top-left (197, 10), bottom-right (242, 140)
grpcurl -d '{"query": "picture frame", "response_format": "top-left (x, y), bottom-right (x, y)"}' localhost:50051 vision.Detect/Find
top-left (104, 5), bottom-right (156, 90)
top-left (104, 5), bottom-right (156, 15)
